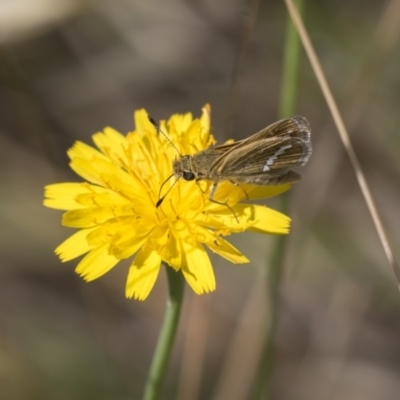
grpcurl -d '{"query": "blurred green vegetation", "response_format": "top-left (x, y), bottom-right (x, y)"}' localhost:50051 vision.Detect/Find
top-left (1, 1), bottom-right (400, 399)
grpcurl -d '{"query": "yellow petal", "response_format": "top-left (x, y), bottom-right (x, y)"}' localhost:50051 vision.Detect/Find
top-left (108, 220), bottom-right (154, 258)
top-left (206, 237), bottom-right (249, 264)
top-left (235, 204), bottom-right (291, 234)
top-left (244, 184), bottom-right (291, 200)
top-left (55, 228), bottom-right (95, 261)
top-left (198, 209), bottom-right (251, 233)
top-left (168, 112), bottom-right (193, 137)
top-left (110, 232), bottom-right (149, 259)
top-left (69, 157), bottom-right (109, 186)
top-left (67, 141), bottom-right (108, 161)
top-left (166, 180), bottom-right (206, 218)
top-left (208, 181), bottom-right (245, 205)
top-left (44, 182), bottom-right (129, 210)
top-left (100, 173), bottom-right (153, 210)
top-left (170, 219), bottom-right (192, 240)
top-left (69, 155), bottom-right (144, 192)
top-left (69, 156), bottom-right (143, 196)
top-left (75, 244), bottom-right (119, 281)
top-left (44, 183), bottom-right (86, 210)
top-left (62, 206), bottom-right (135, 228)
top-left (86, 221), bottom-right (127, 247)
top-left (181, 241), bottom-right (216, 294)
top-left (180, 119), bottom-right (202, 153)
top-left (200, 104), bottom-right (211, 134)
top-left (204, 203), bottom-right (290, 235)
top-left (92, 127), bottom-right (129, 168)
top-left (69, 157), bottom-right (151, 206)
top-left (126, 246), bottom-right (161, 300)
top-left (134, 109), bottom-right (154, 136)
top-left (75, 191), bottom-right (131, 208)
top-left (190, 224), bottom-right (217, 243)
top-left (160, 235), bottom-right (181, 271)
top-left (207, 182), bottom-right (290, 206)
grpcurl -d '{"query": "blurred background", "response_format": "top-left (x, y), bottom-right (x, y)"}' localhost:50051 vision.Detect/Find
top-left (1, 0), bottom-right (400, 399)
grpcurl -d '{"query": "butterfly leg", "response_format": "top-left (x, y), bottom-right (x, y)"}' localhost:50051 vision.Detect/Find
top-left (229, 180), bottom-right (249, 199)
top-left (195, 179), bottom-right (207, 194)
top-left (208, 182), bottom-right (239, 223)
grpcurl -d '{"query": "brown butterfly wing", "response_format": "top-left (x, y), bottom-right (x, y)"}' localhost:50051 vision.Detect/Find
top-left (191, 116), bottom-right (311, 185)
top-left (210, 115), bottom-right (310, 166)
top-left (211, 137), bottom-right (305, 174)
top-left (213, 115), bottom-right (310, 150)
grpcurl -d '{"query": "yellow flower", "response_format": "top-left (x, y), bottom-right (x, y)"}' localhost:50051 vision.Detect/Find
top-left (44, 105), bottom-right (291, 300)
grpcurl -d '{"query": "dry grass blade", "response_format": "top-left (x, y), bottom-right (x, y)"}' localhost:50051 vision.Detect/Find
top-left (284, 0), bottom-right (400, 289)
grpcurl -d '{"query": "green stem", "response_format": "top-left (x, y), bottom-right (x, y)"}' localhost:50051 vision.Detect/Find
top-left (253, 1), bottom-right (304, 399)
top-left (279, 0), bottom-right (304, 120)
top-left (142, 265), bottom-right (185, 400)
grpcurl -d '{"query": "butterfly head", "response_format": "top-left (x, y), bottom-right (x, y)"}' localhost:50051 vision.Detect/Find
top-left (173, 155), bottom-right (196, 181)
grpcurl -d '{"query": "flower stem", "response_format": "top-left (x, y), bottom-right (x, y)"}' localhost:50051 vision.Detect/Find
top-left (142, 265), bottom-right (185, 400)
top-left (252, 1), bottom-right (304, 398)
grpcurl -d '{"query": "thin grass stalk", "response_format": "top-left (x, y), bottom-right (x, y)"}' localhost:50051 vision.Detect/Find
top-left (284, 0), bottom-right (400, 288)
top-left (252, 1), bottom-right (304, 398)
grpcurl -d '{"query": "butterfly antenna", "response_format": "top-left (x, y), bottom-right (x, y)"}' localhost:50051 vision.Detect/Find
top-left (156, 173), bottom-right (178, 207)
top-left (148, 115), bottom-right (182, 157)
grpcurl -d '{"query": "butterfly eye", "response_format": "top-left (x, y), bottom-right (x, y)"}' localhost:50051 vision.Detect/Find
top-left (183, 171), bottom-right (195, 181)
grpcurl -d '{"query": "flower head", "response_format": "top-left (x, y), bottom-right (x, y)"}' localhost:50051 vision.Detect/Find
top-left (44, 105), bottom-right (291, 300)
